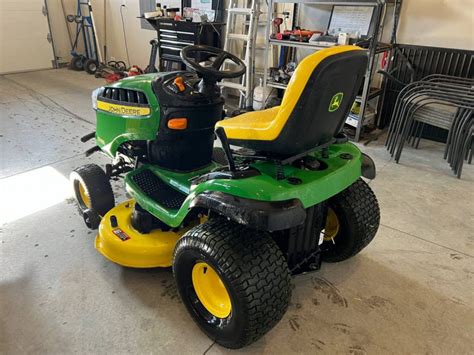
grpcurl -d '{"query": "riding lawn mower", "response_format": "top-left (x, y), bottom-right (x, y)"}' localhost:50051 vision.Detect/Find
top-left (71, 44), bottom-right (380, 349)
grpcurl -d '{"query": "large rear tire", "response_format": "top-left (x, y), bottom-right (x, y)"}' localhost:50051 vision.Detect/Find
top-left (321, 178), bottom-right (380, 262)
top-left (173, 219), bottom-right (291, 349)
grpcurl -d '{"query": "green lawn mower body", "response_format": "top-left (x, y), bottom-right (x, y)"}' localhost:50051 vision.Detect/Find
top-left (72, 45), bottom-right (380, 349)
top-left (93, 73), bottom-right (372, 231)
top-left (94, 74), bottom-right (161, 156)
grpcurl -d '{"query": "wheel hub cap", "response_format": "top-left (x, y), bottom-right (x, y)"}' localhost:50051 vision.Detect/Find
top-left (192, 262), bottom-right (232, 318)
top-left (79, 183), bottom-right (91, 208)
top-left (324, 208), bottom-right (339, 241)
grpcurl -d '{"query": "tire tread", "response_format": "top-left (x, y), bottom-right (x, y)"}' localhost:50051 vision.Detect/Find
top-left (174, 219), bottom-right (291, 348)
top-left (71, 164), bottom-right (114, 216)
top-left (324, 178), bottom-right (380, 262)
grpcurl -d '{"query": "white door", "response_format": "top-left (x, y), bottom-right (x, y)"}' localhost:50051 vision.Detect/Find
top-left (0, 0), bottom-right (55, 74)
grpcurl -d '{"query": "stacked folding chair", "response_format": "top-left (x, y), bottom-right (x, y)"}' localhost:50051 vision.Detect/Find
top-left (386, 74), bottom-right (474, 178)
top-left (445, 108), bottom-right (473, 178)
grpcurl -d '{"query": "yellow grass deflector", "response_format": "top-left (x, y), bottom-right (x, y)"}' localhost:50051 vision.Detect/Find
top-left (216, 45), bottom-right (364, 141)
top-left (95, 200), bottom-right (194, 268)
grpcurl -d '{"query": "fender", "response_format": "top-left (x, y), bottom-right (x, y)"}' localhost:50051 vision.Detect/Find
top-left (191, 191), bottom-right (306, 232)
top-left (361, 153), bottom-right (376, 180)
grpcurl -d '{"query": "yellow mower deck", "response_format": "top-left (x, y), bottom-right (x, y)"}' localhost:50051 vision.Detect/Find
top-left (95, 200), bottom-right (193, 268)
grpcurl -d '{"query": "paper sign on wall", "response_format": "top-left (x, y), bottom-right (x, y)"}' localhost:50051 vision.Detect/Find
top-left (328, 6), bottom-right (374, 36)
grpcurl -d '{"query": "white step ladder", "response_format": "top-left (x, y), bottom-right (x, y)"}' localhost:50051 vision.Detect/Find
top-left (220, 0), bottom-right (260, 108)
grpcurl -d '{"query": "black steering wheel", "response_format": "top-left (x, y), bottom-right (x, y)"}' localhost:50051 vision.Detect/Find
top-left (180, 45), bottom-right (246, 82)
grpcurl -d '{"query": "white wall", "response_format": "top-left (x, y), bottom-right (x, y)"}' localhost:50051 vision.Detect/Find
top-left (100, 0), bottom-right (156, 66)
top-left (45, 0), bottom-right (75, 63)
top-left (49, 0), bottom-right (474, 70)
top-left (397, 0), bottom-right (474, 50)
top-left (1, 0), bottom-right (56, 73)
top-left (49, 0), bottom-right (157, 68)
top-left (293, 0), bottom-right (474, 51)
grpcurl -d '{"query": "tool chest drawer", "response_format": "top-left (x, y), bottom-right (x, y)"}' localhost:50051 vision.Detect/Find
top-left (145, 18), bottom-right (224, 71)
top-left (159, 29), bottom-right (195, 46)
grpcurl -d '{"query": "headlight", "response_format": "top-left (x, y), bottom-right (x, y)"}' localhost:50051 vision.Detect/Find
top-left (91, 87), bottom-right (103, 110)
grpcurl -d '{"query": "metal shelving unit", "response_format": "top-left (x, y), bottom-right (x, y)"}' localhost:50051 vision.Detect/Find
top-left (274, 0), bottom-right (385, 2)
top-left (268, 38), bottom-right (328, 49)
top-left (263, 0), bottom-right (401, 141)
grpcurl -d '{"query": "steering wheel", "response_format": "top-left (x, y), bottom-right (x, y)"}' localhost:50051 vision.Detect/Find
top-left (180, 45), bottom-right (246, 82)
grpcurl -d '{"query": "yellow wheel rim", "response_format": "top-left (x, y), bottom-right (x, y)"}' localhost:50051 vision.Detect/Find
top-left (78, 182), bottom-right (91, 209)
top-left (324, 208), bottom-right (340, 241)
top-left (192, 262), bottom-right (232, 318)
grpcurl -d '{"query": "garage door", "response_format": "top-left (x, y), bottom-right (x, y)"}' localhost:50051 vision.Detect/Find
top-left (0, 0), bottom-right (55, 74)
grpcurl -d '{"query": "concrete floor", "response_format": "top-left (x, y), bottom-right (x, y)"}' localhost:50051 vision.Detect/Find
top-left (0, 69), bottom-right (473, 354)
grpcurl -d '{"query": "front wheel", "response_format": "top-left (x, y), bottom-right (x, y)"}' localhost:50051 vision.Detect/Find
top-left (70, 164), bottom-right (115, 219)
top-left (173, 219), bottom-right (291, 349)
top-left (321, 178), bottom-right (380, 262)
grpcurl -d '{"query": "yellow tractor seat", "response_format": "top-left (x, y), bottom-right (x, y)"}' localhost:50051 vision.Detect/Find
top-left (216, 45), bottom-right (368, 156)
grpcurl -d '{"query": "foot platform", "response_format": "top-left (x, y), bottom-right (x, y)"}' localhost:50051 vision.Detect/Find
top-left (130, 169), bottom-right (186, 210)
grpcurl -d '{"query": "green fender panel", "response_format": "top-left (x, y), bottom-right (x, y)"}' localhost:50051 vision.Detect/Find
top-left (125, 142), bottom-right (364, 228)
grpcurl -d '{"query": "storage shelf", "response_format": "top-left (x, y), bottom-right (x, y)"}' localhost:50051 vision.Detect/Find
top-left (355, 87), bottom-right (383, 100)
top-left (267, 81), bottom-right (289, 89)
top-left (273, 0), bottom-right (384, 5)
top-left (375, 42), bottom-right (392, 54)
top-left (368, 88), bottom-right (383, 100)
top-left (270, 39), bottom-right (392, 53)
top-left (262, 0), bottom-right (402, 141)
top-left (269, 38), bottom-right (330, 49)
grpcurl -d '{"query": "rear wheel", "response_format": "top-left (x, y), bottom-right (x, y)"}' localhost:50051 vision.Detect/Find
top-left (321, 178), bottom-right (380, 262)
top-left (70, 164), bottom-right (115, 218)
top-left (173, 219), bottom-right (291, 349)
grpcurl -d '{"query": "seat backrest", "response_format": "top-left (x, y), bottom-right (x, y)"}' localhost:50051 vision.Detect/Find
top-left (265, 46), bottom-right (368, 155)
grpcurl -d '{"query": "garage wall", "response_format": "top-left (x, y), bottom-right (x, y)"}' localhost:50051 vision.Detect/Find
top-left (99, 0), bottom-right (156, 67)
top-left (48, 0), bottom-right (155, 68)
top-left (46, 0), bottom-right (76, 63)
top-left (50, 0), bottom-right (474, 69)
top-left (1, 0), bottom-right (56, 74)
top-left (396, 0), bottom-right (474, 50)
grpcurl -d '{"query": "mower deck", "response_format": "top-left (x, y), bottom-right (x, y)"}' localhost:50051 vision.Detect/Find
top-left (95, 200), bottom-right (193, 268)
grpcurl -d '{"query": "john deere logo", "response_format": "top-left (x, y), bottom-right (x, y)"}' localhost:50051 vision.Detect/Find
top-left (329, 92), bottom-right (344, 112)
